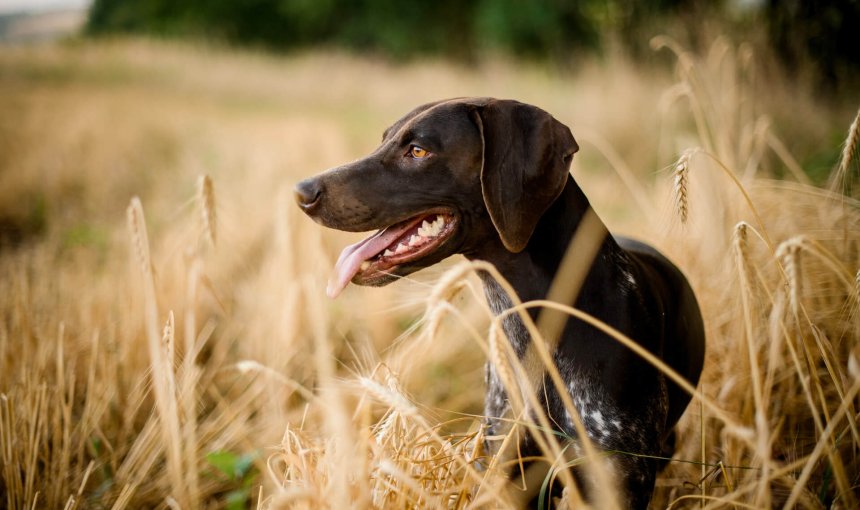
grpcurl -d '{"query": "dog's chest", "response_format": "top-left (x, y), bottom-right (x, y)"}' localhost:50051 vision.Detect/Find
top-left (479, 277), bottom-right (663, 452)
top-left (483, 363), bottom-right (652, 452)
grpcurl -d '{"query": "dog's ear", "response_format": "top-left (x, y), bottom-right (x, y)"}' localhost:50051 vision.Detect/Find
top-left (471, 99), bottom-right (578, 253)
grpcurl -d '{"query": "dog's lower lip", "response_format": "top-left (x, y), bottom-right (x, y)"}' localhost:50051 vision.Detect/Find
top-left (356, 212), bottom-right (457, 280)
top-left (327, 211), bottom-right (456, 297)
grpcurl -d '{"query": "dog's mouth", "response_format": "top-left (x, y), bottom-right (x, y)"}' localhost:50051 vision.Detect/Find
top-left (327, 211), bottom-right (458, 298)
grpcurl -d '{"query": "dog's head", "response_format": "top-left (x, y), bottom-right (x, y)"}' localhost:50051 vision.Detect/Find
top-left (294, 98), bottom-right (578, 297)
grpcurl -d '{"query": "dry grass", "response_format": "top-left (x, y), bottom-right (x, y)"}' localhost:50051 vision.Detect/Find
top-left (0, 38), bottom-right (858, 509)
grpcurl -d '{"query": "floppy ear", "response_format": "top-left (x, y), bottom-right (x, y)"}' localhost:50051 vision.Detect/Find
top-left (472, 99), bottom-right (579, 252)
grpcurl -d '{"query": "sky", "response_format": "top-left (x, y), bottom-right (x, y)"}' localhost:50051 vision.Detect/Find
top-left (0, 0), bottom-right (90, 15)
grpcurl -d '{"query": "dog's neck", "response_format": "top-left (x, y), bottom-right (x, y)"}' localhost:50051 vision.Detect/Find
top-left (468, 176), bottom-right (625, 352)
top-left (471, 176), bottom-right (622, 301)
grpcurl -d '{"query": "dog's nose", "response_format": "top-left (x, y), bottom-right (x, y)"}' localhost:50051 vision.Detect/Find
top-left (294, 178), bottom-right (323, 211)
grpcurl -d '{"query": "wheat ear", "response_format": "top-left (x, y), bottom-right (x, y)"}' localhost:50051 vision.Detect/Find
top-left (126, 197), bottom-right (153, 278)
top-left (777, 238), bottom-right (804, 318)
top-left (832, 108), bottom-right (860, 192)
top-left (197, 175), bottom-right (216, 247)
top-left (673, 149), bottom-right (693, 224)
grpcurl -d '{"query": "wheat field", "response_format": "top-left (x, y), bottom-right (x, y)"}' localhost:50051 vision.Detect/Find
top-left (0, 38), bottom-right (858, 509)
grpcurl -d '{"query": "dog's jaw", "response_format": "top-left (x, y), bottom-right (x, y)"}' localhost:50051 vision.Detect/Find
top-left (327, 211), bottom-right (459, 297)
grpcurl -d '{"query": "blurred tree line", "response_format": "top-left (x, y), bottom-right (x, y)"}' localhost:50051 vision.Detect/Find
top-left (85, 0), bottom-right (682, 58)
top-left (87, 0), bottom-right (858, 88)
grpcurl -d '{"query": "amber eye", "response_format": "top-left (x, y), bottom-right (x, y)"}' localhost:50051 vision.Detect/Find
top-left (410, 145), bottom-right (429, 159)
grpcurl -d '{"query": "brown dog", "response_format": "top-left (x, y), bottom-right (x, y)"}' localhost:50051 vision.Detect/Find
top-left (295, 98), bottom-right (705, 508)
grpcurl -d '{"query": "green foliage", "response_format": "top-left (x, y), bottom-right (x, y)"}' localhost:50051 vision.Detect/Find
top-left (63, 223), bottom-right (108, 251)
top-left (206, 450), bottom-right (257, 481)
top-left (85, 0), bottom-right (690, 60)
top-left (474, 0), bottom-right (600, 57)
top-left (764, 0), bottom-right (860, 90)
top-left (206, 450), bottom-right (259, 510)
top-left (84, 0), bottom-right (860, 89)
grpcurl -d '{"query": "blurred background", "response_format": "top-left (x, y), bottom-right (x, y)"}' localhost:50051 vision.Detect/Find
top-left (1, 0), bottom-right (858, 173)
top-left (2, 0), bottom-right (859, 90)
top-left (1, 1), bottom-right (859, 509)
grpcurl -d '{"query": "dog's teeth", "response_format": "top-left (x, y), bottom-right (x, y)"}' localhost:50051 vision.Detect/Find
top-left (409, 235), bottom-right (422, 246)
top-left (383, 249), bottom-right (394, 257)
top-left (395, 244), bottom-right (408, 254)
top-left (428, 220), bottom-right (442, 236)
top-left (360, 261), bottom-right (370, 270)
top-left (416, 217), bottom-right (447, 239)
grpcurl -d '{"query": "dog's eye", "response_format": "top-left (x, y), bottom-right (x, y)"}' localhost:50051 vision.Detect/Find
top-left (409, 145), bottom-right (429, 159)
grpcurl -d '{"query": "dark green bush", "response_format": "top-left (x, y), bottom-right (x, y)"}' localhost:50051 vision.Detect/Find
top-left (86, 0), bottom-right (859, 90)
top-left (85, 0), bottom-right (689, 59)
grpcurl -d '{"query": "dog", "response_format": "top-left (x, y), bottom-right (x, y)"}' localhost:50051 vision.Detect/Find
top-left (294, 98), bottom-right (705, 508)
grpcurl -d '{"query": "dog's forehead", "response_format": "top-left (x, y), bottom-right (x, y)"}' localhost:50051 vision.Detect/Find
top-left (409, 104), bottom-right (469, 132)
top-left (383, 98), bottom-right (489, 142)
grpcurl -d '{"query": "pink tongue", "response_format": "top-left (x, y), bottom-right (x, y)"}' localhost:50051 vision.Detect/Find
top-left (326, 217), bottom-right (424, 298)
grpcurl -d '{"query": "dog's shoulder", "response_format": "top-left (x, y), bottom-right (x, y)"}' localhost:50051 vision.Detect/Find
top-left (614, 236), bottom-right (690, 309)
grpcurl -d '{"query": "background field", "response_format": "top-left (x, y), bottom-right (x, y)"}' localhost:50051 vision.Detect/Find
top-left (0, 33), bottom-right (859, 509)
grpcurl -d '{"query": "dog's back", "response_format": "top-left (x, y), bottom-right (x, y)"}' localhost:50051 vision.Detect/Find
top-left (616, 236), bottom-right (705, 434)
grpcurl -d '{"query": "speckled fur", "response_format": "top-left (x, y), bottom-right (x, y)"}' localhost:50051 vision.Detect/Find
top-left (480, 275), bottom-right (672, 508)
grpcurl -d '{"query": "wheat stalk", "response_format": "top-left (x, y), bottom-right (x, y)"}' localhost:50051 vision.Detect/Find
top-left (856, 268), bottom-right (860, 297)
top-left (849, 344), bottom-right (860, 382)
top-left (777, 237), bottom-right (804, 318)
top-left (125, 198), bottom-right (190, 509)
top-left (9, 39), bottom-right (860, 510)
top-left (831, 108), bottom-right (860, 193)
top-left (673, 150), bottom-right (693, 224)
top-left (733, 222), bottom-right (751, 281)
top-left (197, 175), bottom-right (217, 247)
top-left (486, 322), bottom-right (520, 429)
top-left (126, 197), bottom-right (153, 279)
top-left (162, 310), bottom-right (175, 369)
top-left (732, 221), bottom-right (773, 506)
top-left (359, 376), bottom-right (417, 418)
top-left (427, 260), bottom-right (472, 309)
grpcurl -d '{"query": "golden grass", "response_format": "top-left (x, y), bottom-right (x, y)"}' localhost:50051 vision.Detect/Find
top-left (0, 38), bottom-right (858, 509)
